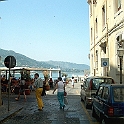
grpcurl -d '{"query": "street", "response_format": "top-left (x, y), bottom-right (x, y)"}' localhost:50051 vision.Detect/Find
top-left (1, 82), bottom-right (99, 124)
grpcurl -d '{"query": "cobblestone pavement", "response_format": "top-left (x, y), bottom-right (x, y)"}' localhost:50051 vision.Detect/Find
top-left (0, 82), bottom-right (91, 124)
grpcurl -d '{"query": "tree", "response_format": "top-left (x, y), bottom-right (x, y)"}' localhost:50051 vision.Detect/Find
top-left (62, 73), bottom-right (68, 77)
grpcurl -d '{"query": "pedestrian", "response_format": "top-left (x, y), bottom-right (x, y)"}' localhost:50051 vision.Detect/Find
top-left (48, 78), bottom-right (53, 88)
top-left (53, 77), bottom-right (65, 110)
top-left (41, 80), bottom-right (46, 96)
top-left (71, 77), bottom-right (75, 88)
top-left (34, 73), bottom-right (44, 111)
top-left (1, 75), bottom-right (8, 92)
top-left (62, 76), bottom-right (66, 84)
top-left (15, 77), bottom-right (26, 101)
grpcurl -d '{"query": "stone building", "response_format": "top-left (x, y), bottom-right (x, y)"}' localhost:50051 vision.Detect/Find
top-left (87, 0), bottom-right (124, 83)
top-left (0, 73), bottom-right (2, 106)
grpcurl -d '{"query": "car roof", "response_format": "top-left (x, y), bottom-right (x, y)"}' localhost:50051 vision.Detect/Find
top-left (86, 76), bottom-right (114, 79)
top-left (100, 83), bottom-right (124, 87)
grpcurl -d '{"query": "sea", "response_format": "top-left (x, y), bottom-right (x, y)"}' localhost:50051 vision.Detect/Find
top-left (14, 71), bottom-right (85, 80)
top-left (30, 72), bottom-right (85, 80)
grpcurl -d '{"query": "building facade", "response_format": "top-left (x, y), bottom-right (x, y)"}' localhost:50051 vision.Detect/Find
top-left (87, 0), bottom-right (124, 83)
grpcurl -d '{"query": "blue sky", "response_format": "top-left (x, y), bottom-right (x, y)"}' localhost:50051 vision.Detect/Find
top-left (0, 0), bottom-right (90, 65)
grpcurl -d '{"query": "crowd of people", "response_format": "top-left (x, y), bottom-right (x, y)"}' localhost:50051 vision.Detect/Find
top-left (1, 74), bottom-right (76, 110)
top-left (33, 74), bottom-right (75, 111)
top-left (1, 75), bottom-right (34, 94)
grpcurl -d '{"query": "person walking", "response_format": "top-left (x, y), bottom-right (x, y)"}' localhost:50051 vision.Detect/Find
top-left (53, 77), bottom-right (65, 110)
top-left (15, 77), bottom-right (26, 101)
top-left (41, 80), bottom-right (46, 97)
top-left (71, 76), bottom-right (75, 88)
top-left (34, 73), bottom-right (44, 111)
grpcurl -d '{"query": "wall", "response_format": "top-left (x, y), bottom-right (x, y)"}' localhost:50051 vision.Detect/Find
top-left (88, 0), bottom-right (124, 83)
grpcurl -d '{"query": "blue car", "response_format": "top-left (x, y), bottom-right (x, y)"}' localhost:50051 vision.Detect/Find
top-left (92, 84), bottom-right (124, 124)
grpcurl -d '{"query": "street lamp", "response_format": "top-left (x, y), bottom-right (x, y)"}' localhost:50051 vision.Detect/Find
top-left (117, 48), bottom-right (124, 84)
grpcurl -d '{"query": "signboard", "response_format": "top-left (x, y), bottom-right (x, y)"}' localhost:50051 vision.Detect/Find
top-left (101, 58), bottom-right (109, 67)
top-left (4, 56), bottom-right (16, 111)
top-left (4, 56), bottom-right (16, 68)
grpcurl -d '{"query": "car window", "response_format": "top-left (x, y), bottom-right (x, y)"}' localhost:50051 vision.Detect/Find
top-left (84, 78), bottom-right (90, 87)
top-left (83, 80), bottom-right (87, 87)
top-left (86, 79), bottom-right (90, 87)
top-left (102, 87), bottom-right (109, 100)
top-left (83, 80), bottom-right (86, 86)
top-left (113, 87), bottom-right (124, 102)
top-left (97, 86), bottom-right (103, 97)
top-left (104, 78), bottom-right (113, 84)
top-left (92, 79), bottom-right (100, 90)
top-left (91, 78), bottom-right (113, 90)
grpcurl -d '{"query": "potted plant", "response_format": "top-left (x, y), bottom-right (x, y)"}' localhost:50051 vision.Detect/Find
top-left (43, 71), bottom-right (50, 91)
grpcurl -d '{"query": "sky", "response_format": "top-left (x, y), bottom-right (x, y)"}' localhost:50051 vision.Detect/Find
top-left (0, 0), bottom-right (90, 65)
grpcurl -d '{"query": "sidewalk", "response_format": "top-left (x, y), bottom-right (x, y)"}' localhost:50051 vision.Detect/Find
top-left (0, 92), bottom-right (24, 123)
top-left (0, 82), bottom-right (90, 124)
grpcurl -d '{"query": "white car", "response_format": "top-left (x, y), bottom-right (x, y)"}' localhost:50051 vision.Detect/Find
top-left (80, 76), bottom-right (115, 108)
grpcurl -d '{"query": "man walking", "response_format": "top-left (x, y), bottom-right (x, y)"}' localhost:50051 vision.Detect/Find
top-left (34, 73), bottom-right (44, 111)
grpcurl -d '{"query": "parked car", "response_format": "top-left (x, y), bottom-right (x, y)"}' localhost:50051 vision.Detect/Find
top-left (80, 76), bottom-right (115, 108)
top-left (92, 84), bottom-right (124, 124)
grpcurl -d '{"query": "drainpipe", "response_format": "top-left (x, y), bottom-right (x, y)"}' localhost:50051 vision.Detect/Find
top-left (92, 0), bottom-right (96, 76)
top-left (105, 0), bottom-right (109, 76)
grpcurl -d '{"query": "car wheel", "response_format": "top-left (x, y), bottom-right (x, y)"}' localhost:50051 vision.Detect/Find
top-left (101, 116), bottom-right (108, 124)
top-left (92, 106), bottom-right (97, 118)
top-left (101, 118), bottom-right (106, 124)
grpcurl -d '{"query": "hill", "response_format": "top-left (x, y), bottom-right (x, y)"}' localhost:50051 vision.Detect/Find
top-left (0, 48), bottom-right (90, 72)
top-left (46, 60), bottom-right (89, 72)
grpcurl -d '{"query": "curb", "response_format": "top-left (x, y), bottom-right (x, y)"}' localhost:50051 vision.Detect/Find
top-left (0, 107), bottom-right (23, 124)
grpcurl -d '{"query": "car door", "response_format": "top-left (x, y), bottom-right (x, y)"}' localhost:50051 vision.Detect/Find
top-left (93, 86), bottom-right (104, 117)
top-left (102, 87), bottom-right (109, 116)
top-left (81, 80), bottom-right (87, 101)
top-left (97, 86), bottom-right (110, 116)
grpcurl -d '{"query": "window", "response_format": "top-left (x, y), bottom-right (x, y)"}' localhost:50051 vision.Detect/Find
top-left (93, 0), bottom-right (97, 4)
top-left (102, 5), bottom-right (105, 28)
top-left (118, 0), bottom-right (121, 10)
top-left (95, 18), bottom-right (98, 35)
top-left (90, 2), bottom-right (92, 16)
top-left (103, 46), bottom-right (106, 54)
top-left (91, 54), bottom-right (94, 71)
top-left (100, 42), bottom-right (106, 54)
top-left (89, 0), bottom-right (97, 16)
top-left (91, 28), bottom-right (93, 44)
top-left (114, 0), bottom-right (121, 13)
top-left (96, 50), bottom-right (98, 70)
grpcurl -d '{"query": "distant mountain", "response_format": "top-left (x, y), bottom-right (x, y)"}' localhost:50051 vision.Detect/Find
top-left (0, 48), bottom-right (90, 72)
top-left (46, 60), bottom-right (89, 71)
